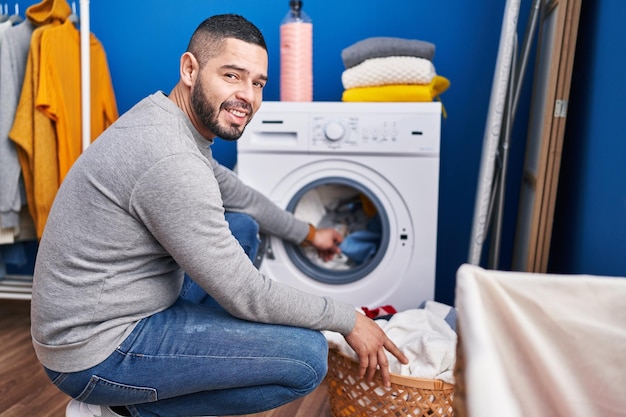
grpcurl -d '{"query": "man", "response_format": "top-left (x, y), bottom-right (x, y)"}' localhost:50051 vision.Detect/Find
top-left (31, 14), bottom-right (407, 417)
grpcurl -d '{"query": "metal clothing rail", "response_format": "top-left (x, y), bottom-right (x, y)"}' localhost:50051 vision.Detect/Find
top-left (80, 0), bottom-right (90, 151)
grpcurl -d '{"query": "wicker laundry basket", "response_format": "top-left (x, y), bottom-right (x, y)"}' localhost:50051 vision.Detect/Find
top-left (327, 348), bottom-right (455, 417)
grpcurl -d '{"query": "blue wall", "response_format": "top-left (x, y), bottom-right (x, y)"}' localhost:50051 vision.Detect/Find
top-left (548, 2), bottom-right (626, 277)
top-left (13, 1), bottom-right (625, 304)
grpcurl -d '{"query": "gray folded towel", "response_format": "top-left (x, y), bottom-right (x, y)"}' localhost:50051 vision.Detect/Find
top-left (341, 36), bottom-right (436, 69)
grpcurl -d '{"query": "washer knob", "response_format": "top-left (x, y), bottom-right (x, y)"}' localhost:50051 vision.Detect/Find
top-left (324, 121), bottom-right (346, 141)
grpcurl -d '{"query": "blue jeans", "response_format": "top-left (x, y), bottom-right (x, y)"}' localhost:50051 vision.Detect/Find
top-left (44, 213), bottom-right (329, 417)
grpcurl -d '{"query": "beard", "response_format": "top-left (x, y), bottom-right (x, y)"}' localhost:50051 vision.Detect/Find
top-left (190, 77), bottom-right (252, 141)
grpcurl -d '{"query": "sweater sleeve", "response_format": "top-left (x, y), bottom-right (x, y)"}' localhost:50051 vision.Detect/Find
top-left (212, 158), bottom-right (309, 244)
top-left (130, 153), bottom-right (356, 336)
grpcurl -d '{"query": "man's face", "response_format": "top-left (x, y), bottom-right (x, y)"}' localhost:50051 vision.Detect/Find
top-left (190, 38), bottom-right (268, 141)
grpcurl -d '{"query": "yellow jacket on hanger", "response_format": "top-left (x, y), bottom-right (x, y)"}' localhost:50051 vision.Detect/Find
top-left (36, 18), bottom-right (118, 181)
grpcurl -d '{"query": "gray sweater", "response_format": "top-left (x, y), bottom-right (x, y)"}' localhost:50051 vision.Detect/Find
top-left (31, 92), bottom-right (356, 373)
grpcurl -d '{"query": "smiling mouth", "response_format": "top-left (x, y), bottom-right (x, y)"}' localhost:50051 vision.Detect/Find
top-left (223, 101), bottom-right (252, 119)
top-left (227, 108), bottom-right (248, 118)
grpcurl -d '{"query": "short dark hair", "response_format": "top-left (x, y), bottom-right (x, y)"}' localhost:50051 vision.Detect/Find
top-left (187, 14), bottom-right (267, 67)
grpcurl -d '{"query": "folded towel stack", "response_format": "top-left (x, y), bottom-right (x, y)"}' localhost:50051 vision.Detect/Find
top-left (340, 37), bottom-right (450, 103)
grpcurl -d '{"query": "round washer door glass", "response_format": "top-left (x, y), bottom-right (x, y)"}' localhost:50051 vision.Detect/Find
top-left (284, 177), bottom-right (389, 285)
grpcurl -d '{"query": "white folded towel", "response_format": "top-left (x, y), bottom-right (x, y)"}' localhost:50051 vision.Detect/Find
top-left (341, 56), bottom-right (436, 90)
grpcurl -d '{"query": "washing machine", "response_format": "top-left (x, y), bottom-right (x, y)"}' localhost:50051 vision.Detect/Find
top-left (237, 101), bottom-right (441, 311)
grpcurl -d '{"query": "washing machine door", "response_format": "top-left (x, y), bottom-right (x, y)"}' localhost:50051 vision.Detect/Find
top-left (259, 159), bottom-right (421, 309)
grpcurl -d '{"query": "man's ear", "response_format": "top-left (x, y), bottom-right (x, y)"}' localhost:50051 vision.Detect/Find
top-left (180, 52), bottom-right (199, 87)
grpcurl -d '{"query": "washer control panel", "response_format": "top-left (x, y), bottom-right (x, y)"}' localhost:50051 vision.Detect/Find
top-left (310, 112), bottom-right (439, 154)
top-left (239, 102), bottom-right (441, 156)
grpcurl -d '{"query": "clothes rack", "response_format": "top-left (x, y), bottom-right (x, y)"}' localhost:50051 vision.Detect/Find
top-left (0, 0), bottom-right (91, 300)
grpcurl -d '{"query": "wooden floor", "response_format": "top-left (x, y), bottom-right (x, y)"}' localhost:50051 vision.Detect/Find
top-left (0, 299), bottom-right (331, 417)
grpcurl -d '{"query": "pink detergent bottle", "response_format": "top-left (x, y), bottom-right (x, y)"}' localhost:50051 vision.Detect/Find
top-left (280, 0), bottom-right (313, 101)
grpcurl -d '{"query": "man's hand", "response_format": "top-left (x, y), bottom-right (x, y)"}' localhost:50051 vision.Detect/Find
top-left (344, 311), bottom-right (408, 388)
top-left (310, 228), bottom-right (343, 261)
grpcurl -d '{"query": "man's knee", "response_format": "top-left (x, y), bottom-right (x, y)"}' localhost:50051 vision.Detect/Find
top-left (286, 329), bottom-right (329, 393)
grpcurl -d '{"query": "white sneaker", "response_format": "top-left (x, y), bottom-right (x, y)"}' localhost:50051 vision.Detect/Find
top-left (66, 398), bottom-right (218, 417)
top-left (66, 399), bottom-right (127, 417)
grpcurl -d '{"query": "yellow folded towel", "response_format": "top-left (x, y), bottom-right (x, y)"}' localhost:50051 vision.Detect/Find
top-left (342, 75), bottom-right (450, 102)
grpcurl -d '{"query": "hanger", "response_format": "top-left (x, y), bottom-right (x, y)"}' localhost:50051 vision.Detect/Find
top-left (9, 3), bottom-right (23, 24)
top-left (68, 1), bottom-right (79, 25)
top-left (0, 4), bottom-right (9, 23)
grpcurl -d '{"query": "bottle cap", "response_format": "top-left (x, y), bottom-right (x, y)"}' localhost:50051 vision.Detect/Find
top-left (290, 0), bottom-right (303, 11)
